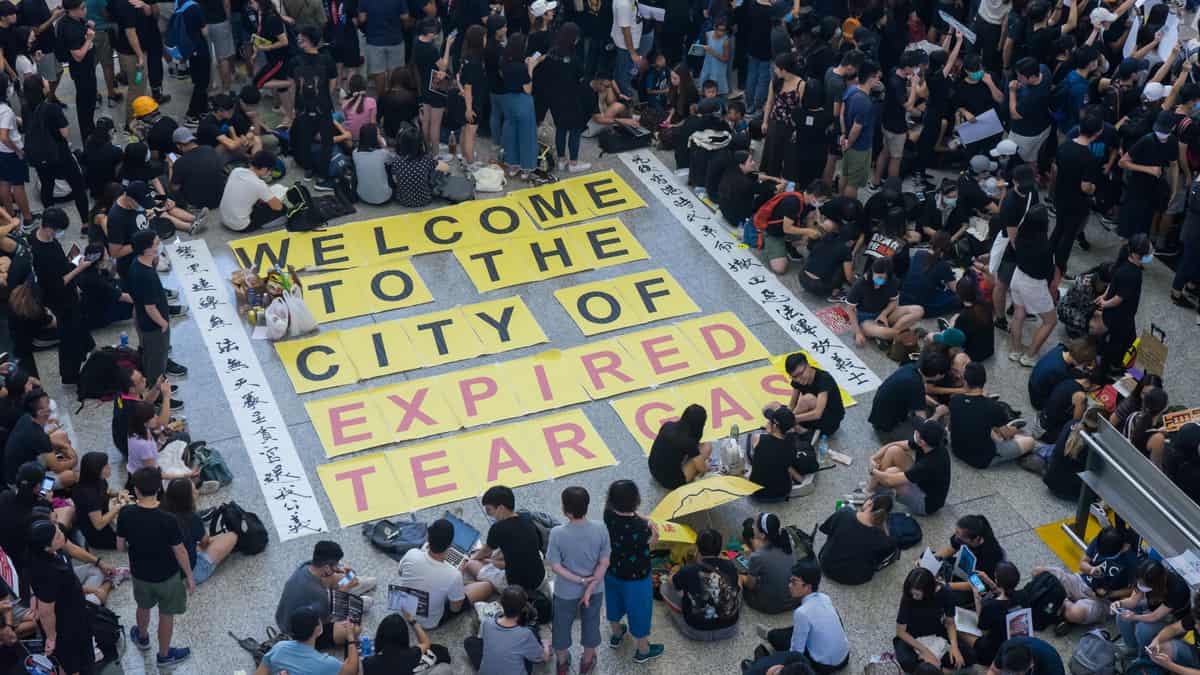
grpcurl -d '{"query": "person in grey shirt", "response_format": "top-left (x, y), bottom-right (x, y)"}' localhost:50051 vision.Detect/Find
top-left (740, 513), bottom-right (801, 615)
top-left (546, 487), bottom-right (610, 674)
top-left (352, 125), bottom-right (396, 206)
top-left (274, 541), bottom-right (365, 652)
top-left (479, 587), bottom-right (549, 674)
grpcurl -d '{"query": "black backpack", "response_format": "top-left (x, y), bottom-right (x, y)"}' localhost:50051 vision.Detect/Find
top-left (598, 126), bottom-right (652, 155)
top-left (202, 501), bottom-right (269, 555)
top-left (329, 151), bottom-right (357, 204)
top-left (362, 519), bottom-right (427, 561)
top-left (887, 512), bottom-right (923, 549)
top-left (86, 602), bottom-right (123, 666)
top-left (24, 104), bottom-right (62, 169)
top-left (1022, 570), bottom-right (1067, 631)
top-left (292, 58), bottom-right (328, 116)
top-left (76, 346), bottom-right (141, 410)
top-left (284, 183), bottom-right (324, 232)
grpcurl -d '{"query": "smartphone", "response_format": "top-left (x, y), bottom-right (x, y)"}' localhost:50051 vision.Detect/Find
top-left (338, 570), bottom-right (356, 586)
top-left (733, 554), bottom-right (750, 573)
top-left (40, 476), bottom-right (54, 495)
top-left (447, 28), bottom-right (458, 41)
top-left (530, 51), bottom-right (542, 60)
top-left (969, 573), bottom-right (986, 593)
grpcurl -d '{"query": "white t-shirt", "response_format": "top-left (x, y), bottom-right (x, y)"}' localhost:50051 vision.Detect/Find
top-left (610, 0), bottom-right (643, 51)
top-left (219, 167), bottom-right (274, 231)
top-left (977, 0), bottom-right (1009, 25)
top-left (0, 104), bottom-right (22, 154)
top-left (15, 56), bottom-right (35, 81)
top-left (396, 548), bottom-right (466, 629)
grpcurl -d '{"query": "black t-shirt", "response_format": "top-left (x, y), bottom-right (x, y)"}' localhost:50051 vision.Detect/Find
top-left (172, 145), bottom-right (227, 209)
top-left (1103, 260), bottom-right (1143, 327)
top-left (485, 516), bottom-right (545, 590)
top-left (73, 481), bottom-right (117, 549)
top-left (1043, 379), bottom-right (1083, 437)
top-left (955, 307), bottom-right (995, 362)
top-left (28, 103), bottom-right (70, 167)
top-left (817, 508), bottom-right (896, 585)
top-left (3, 413), bottom-right (51, 485)
top-left (954, 80), bottom-right (996, 117)
top-left (363, 648), bottom-right (428, 675)
top-left (291, 49), bottom-right (337, 112)
top-left (745, 0), bottom-right (773, 60)
top-left (28, 236), bottom-right (75, 310)
top-left (459, 59), bottom-right (488, 113)
top-left (896, 584), bottom-right (954, 637)
top-left (21, 0), bottom-right (57, 56)
top-left (106, 203), bottom-right (146, 279)
top-left (766, 195), bottom-right (803, 237)
top-left (56, 14), bottom-right (92, 75)
top-left (128, 258), bottom-right (168, 334)
top-left (749, 433), bottom-right (810, 499)
top-left (115, 504), bottom-right (184, 582)
top-left (1013, 203), bottom-right (1052, 280)
top-left (413, 39), bottom-right (441, 100)
top-left (110, 0), bottom-right (144, 55)
top-left (0, 490), bottom-right (50, 594)
top-left (501, 61), bottom-right (530, 95)
top-left (848, 277), bottom-right (897, 315)
top-left (178, 512), bottom-right (204, 569)
top-left (648, 420), bottom-right (700, 489)
top-left (949, 533), bottom-right (1006, 578)
top-left (1044, 420), bottom-right (1085, 499)
top-left (28, 549), bottom-right (90, 638)
top-left (882, 70), bottom-right (909, 133)
top-left (792, 368), bottom-right (845, 434)
top-left (484, 42), bottom-right (504, 94)
top-left (1012, 71), bottom-right (1052, 137)
top-left (868, 364), bottom-right (925, 430)
top-left (82, 142), bottom-right (124, 197)
top-left (1146, 570), bottom-right (1192, 619)
top-left (949, 393), bottom-right (1009, 468)
top-left (905, 445), bottom-right (951, 513)
top-left (378, 90), bottom-right (418, 138)
top-left (147, 116), bottom-right (179, 156)
top-left (1055, 139), bottom-right (1100, 207)
top-left (671, 557), bottom-right (740, 629)
top-left (112, 394), bottom-right (138, 456)
top-left (200, 0), bottom-right (227, 23)
top-left (804, 234), bottom-right (853, 284)
top-left (1126, 133), bottom-right (1177, 198)
top-left (258, 14), bottom-right (287, 63)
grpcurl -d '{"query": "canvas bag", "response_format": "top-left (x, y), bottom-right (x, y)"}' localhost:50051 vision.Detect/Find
top-left (987, 191), bottom-right (1032, 276)
top-left (282, 288), bottom-right (316, 337)
top-left (472, 165), bottom-right (505, 192)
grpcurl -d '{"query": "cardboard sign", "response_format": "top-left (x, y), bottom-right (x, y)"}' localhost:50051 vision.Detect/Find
top-left (454, 218), bottom-right (649, 292)
top-left (1135, 328), bottom-right (1168, 377)
top-left (301, 260), bottom-right (434, 323)
top-left (274, 333), bottom-right (360, 394)
top-left (555, 269), bottom-right (700, 336)
top-left (306, 393), bottom-right (393, 457)
top-left (317, 453), bottom-right (407, 526)
top-left (511, 170), bottom-right (648, 228)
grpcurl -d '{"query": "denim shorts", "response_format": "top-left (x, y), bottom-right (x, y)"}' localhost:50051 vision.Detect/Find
top-left (604, 574), bottom-right (653, 638)
top-left (193, 552), bottom-right (215, 585)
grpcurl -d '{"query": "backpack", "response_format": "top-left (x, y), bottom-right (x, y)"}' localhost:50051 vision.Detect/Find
top-left (516, 510), bottom-right (559, 554)
top-left (202, 501), bottom-right (269, 554)
top-left (192, 443), bottom-right (233, 486)
top-left (292, 58), bottom-right (328, 115)
top-left (432, 173), bottom-right (476, 203)
top-left (284, 184), bottom-right (323, 232)
top-left (887, 512), bottom-right (923, 549)
top-left (229, 627), bottom-right (291, 665)
top-left (682, 560), bottom-right (741, 626)
top-left (86, 602), bottom-right (123, 666)
top-left (687, 130), bottom-right (733, 187)
top-left (472, 165), bottom-right (505, 192)
top-left (598, 125), bottom-right (652, 155)
top-left (164, 0), bottom-right (200, 60)
top-left (784, 523), bottom-right (818, 560)
top-left (749, 191), bottom-right (805, 249)
top-left (329, 151), bottom-right (357, 204)
top-left (1021, 570), bottom-right (1067, 631)
top-left (1069, 629), bottom-right (1120, 675)
top-left (362, 519), bottom-right (428, 561)
top-left (76, 346), bottom-right (140, 410)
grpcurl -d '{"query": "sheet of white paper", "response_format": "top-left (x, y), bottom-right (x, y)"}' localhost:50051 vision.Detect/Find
top-left (920, 547), bottom-right (941, 574)
top-left (1124, 14), bottom-right (1141, 58)
top-left (939, 11), bottom-right (977, 43)
top-left (956, 109), bottom-right (1004, 145)
top-left (955, 607), bottom-right (983, 636)
top-left (269, 183), bottom-right (288, 201)
top-left (1165, 550), bottom-right (1200, 586)
top-left (1159, 14), bottom-right (1180, 62)
top-left (638, 4), bottom-right (666, 21)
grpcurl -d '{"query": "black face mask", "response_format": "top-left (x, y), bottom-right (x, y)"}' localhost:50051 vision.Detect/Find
top-left (908, 439), bottom-right (920, 452)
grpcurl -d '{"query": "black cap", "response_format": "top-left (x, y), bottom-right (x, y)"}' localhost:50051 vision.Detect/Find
top-left (917, 419), bottom-right (945, 448)
top-left (1154, 110), bottom-right (1177, 135)
top-left (15, 461), bottom-right (44, 491)
top-left (900, 49), bottom-right (928, 68)
top-left (289, 605), bottom-right (321, 639)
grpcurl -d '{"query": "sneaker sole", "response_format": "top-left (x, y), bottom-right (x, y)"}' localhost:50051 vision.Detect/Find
top-left (633, 651), bottom-right (663, 664)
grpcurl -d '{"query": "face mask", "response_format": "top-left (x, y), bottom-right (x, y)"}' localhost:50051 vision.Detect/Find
top-left (53, 229), bottom-right (65, 240)
top-left (1155, 131), bottom-right (1171, 142)
top-left (941, 196), bottom-right (957, 209)
top-left (1141, 254), bottom-right (1154, 264)
top-left (873, 276), bottom-right (887, 287)
top-left (1193, 101), bottom-right (1200, 112)
top-left (1137, 583), bottom-right (1153, 593)
top-left (968, 70), bottom-right (984, 82)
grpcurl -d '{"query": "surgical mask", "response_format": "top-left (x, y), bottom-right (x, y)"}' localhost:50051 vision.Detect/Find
top-left (968, 70), bottom-right (984, 82)
top-left (873, 276), bottom-right (887, 287)
top-left (1141, 254), bottom-right (1154, 264)
top-left (1136, 582), bottom-right (1153, 593)
top-left (1193, 101), bottom-right (1200, 112)
top-left (941, 196), bottom-right (957, 209)
top-left (1155, 131), bottom-right (1171, 142)
top-left (53, 229), bottom-right (65, 240)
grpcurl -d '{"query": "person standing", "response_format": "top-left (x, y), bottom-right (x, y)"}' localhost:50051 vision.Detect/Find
top-left (110, 0), bottom-right (149, 128)
top-left (177, 0), bottom-right (208, 127)
top-left (358, 0), bottom-right (409, 95)
top-left (29, 208), bottom-right (95, 385)
top-left (127, 229), bottom-right (179, 385)
top-left (27, 519), bottom-right (96, 675)
top-left (57, 0), bottom-right (97, 141)
top-left (84, 0), bottom-right (121, 106)
top-left (1098, 234), bottom-right (1151, 375)
top-left (546, 486), bottom-right (610, 675)
top-left (741, 0), bottom-right (772, 114)
top-left (1050, 114), bottom-right (1103, 294)
top-left (610, 0), bottom-right (642, 98)
top-left (603, 480), bottom-right (663, 664)
top-left (116, 467), bottom-right (194, 668)
top-left (1007, 200), bottom-right (1058, 365)
top-left (839, 60), bottom-right (881, 199)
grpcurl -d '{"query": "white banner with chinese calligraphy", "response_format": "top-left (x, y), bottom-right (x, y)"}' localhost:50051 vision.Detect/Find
top-left (166, 239), bottom-right (328, 540)
top-left (619, 151), bottom-right (880, 396)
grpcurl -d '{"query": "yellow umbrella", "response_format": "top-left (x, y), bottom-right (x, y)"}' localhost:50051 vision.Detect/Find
top-left (649, 475), bottom-right (761, 521)
top-left (649, 519), bottom-right (698, 544)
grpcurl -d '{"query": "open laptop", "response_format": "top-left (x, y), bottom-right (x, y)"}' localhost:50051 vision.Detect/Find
top-left (439, 511), bottom-right (482, 567)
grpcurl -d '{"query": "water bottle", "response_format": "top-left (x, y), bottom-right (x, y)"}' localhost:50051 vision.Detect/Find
top-left (119, 332), bottom-right (129, 347)
top-left (359, 636), bottom-right (373, 657)
top-left (448, 131), bottom-right (458, 157)
top-left (817, 434), bottom-right (829, 464)
top-left (134, 67), bottom-right (143, 85)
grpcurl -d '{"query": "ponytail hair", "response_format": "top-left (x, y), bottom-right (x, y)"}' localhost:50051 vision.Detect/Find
top-left (956, 514), bottom-right (995, 546)
top-left (756, 512), bottom-right (793, 555)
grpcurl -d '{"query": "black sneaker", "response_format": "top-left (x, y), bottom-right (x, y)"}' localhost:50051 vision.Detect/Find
top-left (164, 398), bottom-right (184, 411)
top-left (313, 178), bottom-right (336, 192)
top-left (164, 288), bottom-right (180, 302)
top-left (936, 317), bottom-right (950, 331)
top-left (1156, 243), bottom-right (1181, 257)
top-left (183, 115), bottom-right (201, 127)
top-left (165, 359), bottom-right (188, 377)
top-left (152, 90), bottom-right (172, 104)
top-left (786, 245), bottom-right (804, 263)
top-left (994, 316), bottom-right (1009, 332)
top-left (1172, 292), bottom-right (1197, 309)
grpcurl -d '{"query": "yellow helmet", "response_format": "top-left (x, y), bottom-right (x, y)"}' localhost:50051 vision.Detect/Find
top-left (131, 96), bottom-right (158, 118)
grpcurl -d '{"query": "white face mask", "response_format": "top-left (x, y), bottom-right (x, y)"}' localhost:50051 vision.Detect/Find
top-left (1137, 583), bottom-right (1153, 593)
top-left (1155, 131), bottom-right (1171, 142)
top-left (53, 229), bottom-right (65, 240)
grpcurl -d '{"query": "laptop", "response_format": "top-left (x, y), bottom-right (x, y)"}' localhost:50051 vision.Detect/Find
top-left (439, 511), bottom-right (482, 567)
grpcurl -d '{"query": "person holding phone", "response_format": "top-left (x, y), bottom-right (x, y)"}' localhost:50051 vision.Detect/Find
top-left (962, 561), bottom-right (1023, 666)
top-left (933, 515), bottom-right (1006, 603)
top-left (362, 612), bottom-right (452, 674)
top-left (1112, 559), bottom-right (1193, 656)
top-left (258, 605), bottom-right (361, 675)
top-left (29, 208), bottom-right (96, 386)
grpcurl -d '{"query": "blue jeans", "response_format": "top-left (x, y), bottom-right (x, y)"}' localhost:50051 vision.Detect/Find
top-left (490, 93), bottom-right (504, 141)
top-left (1116, 603), bottom-right (1170, 654)
top-left (501, 93), bottom-right (537, 171)
top-left (745, 56), bottom-right (771, 112)
top-left (556, 126), bottom-right (582, 161)
top-left (614, 47), bottom-right (638, 98)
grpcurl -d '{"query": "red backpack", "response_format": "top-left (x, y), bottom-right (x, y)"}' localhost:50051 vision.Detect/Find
top-left (747, 191), bottom-right (805, 249)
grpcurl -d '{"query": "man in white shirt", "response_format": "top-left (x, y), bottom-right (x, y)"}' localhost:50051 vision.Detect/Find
top-left (395, 519), bottom-right (468, 629)
top-left (218, 150), bottom-right (285, 231)
top-left (974, 0), bottom-right (1009, 73)
top-left (610, 0), bottom-right (643, 98)
top-left (743, 560), bottom-right (850, 674)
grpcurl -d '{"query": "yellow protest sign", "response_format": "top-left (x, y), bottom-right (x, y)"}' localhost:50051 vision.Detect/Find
top-left (317, 453), bottom-right (409, 525)
top-left (616, 325), bottom-right (711, 383)
top-left (555, 268), bottom-right (699, 336)
top-left (461, 296), bottom-right (549, 354)
top-left (673, 377), bottom-right (760, 441)
top-left (387, 440), bottom-right (479, 512)
top-left (306, 392), bottom-right (393, 458)
top-left (300, 259), bottom-right (434, 323)
top-left (273, 333), bottom-right (359, 393)
top-left (527, 410), bottom-right (619, 478)
top-left (676, 312), bottom-right (771, 369)
top-left (339, 323), bottom-right (425, 381)
top-left (567, 218), bottom-right (650, 270)
top-left (610, 388), bottom-right (686, 454)
top-left (511, 183), bottom-right (592, 229)
top-left (458, 424), bottom-right (550, 490)
top-left (368, 379), bottom-right (463, 442)
top-left (395, 307), bottom-right (484, 366)
top-left (562, 339), bottom-right (657, 399)
top-left (441, 363), bottom-right (526, 427)
top-left (498, 351), bottom-right (591, 412)
top-left (565, 170), bottom-right (647, 217)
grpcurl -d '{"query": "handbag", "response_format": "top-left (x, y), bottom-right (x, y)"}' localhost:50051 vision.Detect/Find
top-left (282, 287), bottom-right (317, 337)
top-left (432, 173), bottom-right (476, 203)
top-left (472, 165), bottom-right (505, 192)
top-left (264, 296), bottom-right (289, 340)
top-left (987, 191), bottom-right (1033, 276)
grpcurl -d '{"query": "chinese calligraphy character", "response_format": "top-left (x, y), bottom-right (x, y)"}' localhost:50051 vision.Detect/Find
top-left (209, 314), bottom-right (230, 329)
top-left (225, 358), bottom-right (248, 372)
top-left (747, 275), bottom-right (767, 286)
top-left (216, 338), bottom-right (238, 354)
top-left (191, 278), bottom-right (215, 292)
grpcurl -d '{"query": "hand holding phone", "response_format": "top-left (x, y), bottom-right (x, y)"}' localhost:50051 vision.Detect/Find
top-left (40, 476), bottom-right (54, 495)
top-left (969, 573), bottom-right (987, 593)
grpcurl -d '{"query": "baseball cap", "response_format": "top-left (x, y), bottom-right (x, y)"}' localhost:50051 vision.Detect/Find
top-left (172, 127), bottom-right (196, 145)
top-left (289, 605), bottom-right (322, 639)
top-left (981, 177), bottom-right (1006, 198)
top-left (916, 419), bottom-right (945, 448)
top-left (990, 139), bottom-right (1018, 158)
top-left (697, 96), bottom-right (723, 116)
top-left (1117, 57), bottom-right (1148, 79)
top-left (1143, 81), bottom-right (1167, 102)
top-left (529, 0), bottom-right (557, 16)
top-left (1154, 110), bottom-right (1177, 134)
top-left (969, 155), bottom-right (998, 174)
top-left (15, 461), bottom-right (44, 491)
top-left (124, 180), bottom-right (158, 210)
top-left (933, 327), bottom-right (966, 348)
top-left (901, 49), bottom-right (928, 68)
top-left (1090, 6), bottom-right (1119, 24)
top-left (766, 406), bottom-right (796, 431)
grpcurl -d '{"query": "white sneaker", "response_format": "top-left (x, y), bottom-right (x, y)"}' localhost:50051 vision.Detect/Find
top-left (348, 576), bottom-right (377, 595)
top-left (568, 161), bottom-right (592, 173)
top-left (1008, 351), bottom-right (1023, 363)
top-left (1018, 354), bottom-right (1038, 368)
top-left (157, 253), bottom-right (172, 272)
top-left (557, 158), bottom-right (568, 171)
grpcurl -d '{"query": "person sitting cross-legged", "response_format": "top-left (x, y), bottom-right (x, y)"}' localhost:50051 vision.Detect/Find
top-left (647, 404), bottom-right (713, 489)
top-left (743, 559), bottom-right (850, 674)
top-left (948, 363), bottom-right (1035, 469)
top-left (861, 419), bottom-right (951, 517)
top-left (662, 528), bottom-right (741, 641)
top-left (847, 257), bottom-right (925, 350)
top-left (217, 151), bottom-right (286, 232)
top-left (257, 605), bottom-right (361, 675)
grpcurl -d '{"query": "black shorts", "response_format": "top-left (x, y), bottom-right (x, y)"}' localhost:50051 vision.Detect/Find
top-left (254, 59), bottom-right (289, 88)
top-left (315, 621), bottom-right (336, 651)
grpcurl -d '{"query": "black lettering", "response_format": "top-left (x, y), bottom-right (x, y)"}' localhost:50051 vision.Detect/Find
top-left (297, 345), bottom-right (338, 381)
top-left (233, 238), bottom-right (290, 270)
top-left (371, 332), bottom-right (388, 368)
top-left (527, 190), bottom-right (577, 223)
top-left (306, 279), bottom-right (343, 314)
top-left (370, 270), bottom-right (414, 301)
top-left (311, 234), bottom-right (349, 266)
top-left (585, 226), bottom-right (628, 260)
top-left (473, 305), bottom-right (514, 342)
top-left (468, 249), bottom-right (504, 282)
top-left (530, 237), bottom-right (572, 272)
top-left (577, 291), bottom-right (621, 324)
top-left (373, 225), bottom-right (411, 256)
top-left (583, 177), bottom-right (625, 210)
top-left (416, 318), bottom-right (455, 355)
top-left (633, 277), bottom-right (671, 313)
top-left (424, 216), bottom-right (463, 245)
top-left (479, 206), bottom-right (522, 234)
